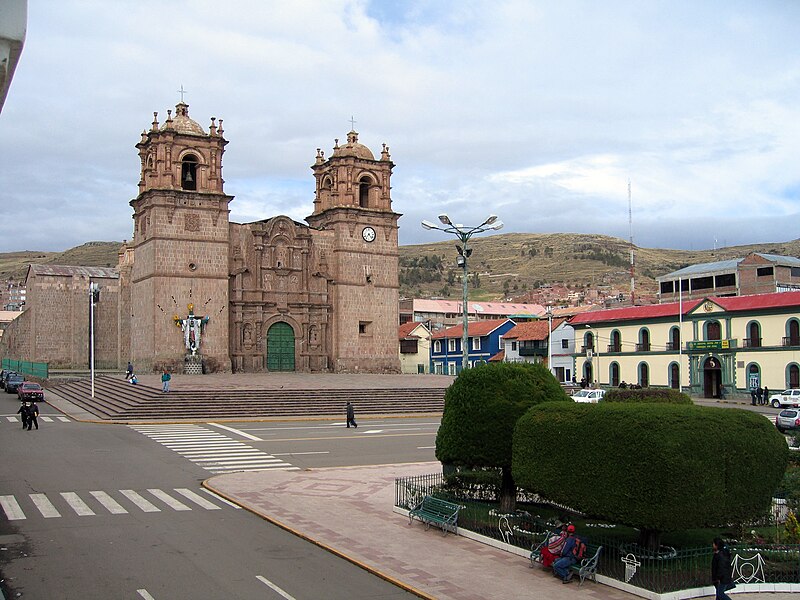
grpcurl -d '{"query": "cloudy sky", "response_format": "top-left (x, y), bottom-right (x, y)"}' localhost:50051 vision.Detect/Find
top-left (1, 1), bottom-right (799, 253)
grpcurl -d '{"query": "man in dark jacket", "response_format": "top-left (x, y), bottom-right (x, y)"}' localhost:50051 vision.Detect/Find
top-left (552, 524), bottom-right (578, 583)
top-left (346, 401), bottom-right (357, 428)
top-left (16, 401), bottom-right (30, 430)
top-left (711, 537), bottom-right (735, 600)
top-left (27, 400), bottom-right (39, 430)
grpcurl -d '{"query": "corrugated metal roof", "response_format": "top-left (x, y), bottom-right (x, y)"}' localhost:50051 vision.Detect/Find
top-left (755, 253), bottom-right (800, 267)
top-left (28, 265), bottom-right (119, 278)
top-left (432, 318), bottom-right (514, 339)
top-left (660, 259), bottom-right (741, 279)
top-left (413, 298), bottom-right (544, 316)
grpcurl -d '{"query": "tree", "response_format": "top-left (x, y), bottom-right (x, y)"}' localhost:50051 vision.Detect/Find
top-left (513, 403), bottom-right (788, 549)
top-left (435, 362), bottom-right (570, 513)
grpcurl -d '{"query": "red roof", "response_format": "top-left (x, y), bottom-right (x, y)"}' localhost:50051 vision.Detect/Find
top-left (399, 321), bottom-right (427, 340)
top-left (432, 318), bottom-right (513, 339)
top-left (489, 350), bottom-right (505, 362)
top-left (570, 291), bottom-right (800, 326)
top-left (504, 318), bottom-right (566, 341)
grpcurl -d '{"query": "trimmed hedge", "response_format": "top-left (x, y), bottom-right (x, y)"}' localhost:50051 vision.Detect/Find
top-left (512, 403), bottom-right (788, 531)
top-left (435, 362), bottom-right (569, 468)
top-left (603, 388), bottom-right (692, 404)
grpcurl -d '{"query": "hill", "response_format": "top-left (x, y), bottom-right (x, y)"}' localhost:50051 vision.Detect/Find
top-left (2, 236), bottom-right (799, 304)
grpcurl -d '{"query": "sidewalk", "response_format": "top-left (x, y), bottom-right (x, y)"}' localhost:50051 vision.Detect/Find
top-left (205, 463), bottom-right (794, 600)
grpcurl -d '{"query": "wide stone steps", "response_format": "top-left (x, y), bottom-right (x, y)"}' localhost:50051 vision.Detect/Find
top-left (48, 376), bottom-right (445, 421)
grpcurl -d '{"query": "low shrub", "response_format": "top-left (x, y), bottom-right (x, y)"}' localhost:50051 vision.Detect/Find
top-left (603, 388), bottom-right (692, 404)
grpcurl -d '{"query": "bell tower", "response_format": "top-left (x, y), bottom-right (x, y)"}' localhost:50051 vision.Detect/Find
top-left (306, 131), bottom-right (401, 373)
top-left (129, 102), bottom-right (232, 372)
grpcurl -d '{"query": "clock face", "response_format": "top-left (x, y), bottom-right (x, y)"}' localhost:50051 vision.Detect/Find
top-left (362, 226), bottom-right (376, 242)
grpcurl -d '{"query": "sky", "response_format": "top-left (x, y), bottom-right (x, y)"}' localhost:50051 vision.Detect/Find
top-left (1, 0), bottom-right (799, 253)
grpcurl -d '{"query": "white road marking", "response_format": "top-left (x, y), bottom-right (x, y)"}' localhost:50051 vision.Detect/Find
top-left (417, 446), bottom-right (436, 449)
top-left (57, 416), bottom-right (70, 422)
top-left (40, 416), bottom-right (54, 422)
top-left (209, 422), bottom-right (263, 441)
top-left (173, 488), bottom-right (222, 510)
top-left (30, 493), bottom-right (61, 518)
top-left (5, 416), bottom-right (16, 422)
top-left (361, 429), bottom-right (384, 434)
top-left (256, 575), bottom-right (297, 600)
top-left (147, 489), bottom-right (191, 511)
top-left (201, 488), bottom-right (242, 508)
top-left (0, 495), bottom-right (25, 520)
top-left (271, 451), bottom-right (330, 456)
top-left (90, 491), bottom-right (128, 514)
top-left (61, 492), bottom-right (95, 516)
top-left (177, 449), bottom-right (264, 456)
top-left (121, 489), bottom-right (161, 512)
top-left (137, 590), bottom-right (156, 600)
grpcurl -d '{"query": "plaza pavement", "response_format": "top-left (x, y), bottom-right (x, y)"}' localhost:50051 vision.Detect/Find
top-left (45, 373), bottom-right (787, 599)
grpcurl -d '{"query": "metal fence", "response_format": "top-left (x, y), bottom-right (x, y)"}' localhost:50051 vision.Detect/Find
top-left (2, 358), bottom-right (48, 379)
top-left (395, 473), bottom-right (800, 593)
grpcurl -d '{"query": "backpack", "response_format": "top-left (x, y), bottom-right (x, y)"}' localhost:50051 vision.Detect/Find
top-left (572, 537), bottom-right (587, 560)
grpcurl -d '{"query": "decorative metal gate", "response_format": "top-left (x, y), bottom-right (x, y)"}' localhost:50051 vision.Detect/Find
top-left (267, 322), bottom-right (295, 371)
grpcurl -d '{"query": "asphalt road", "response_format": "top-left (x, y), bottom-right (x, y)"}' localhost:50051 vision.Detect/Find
top-left (0, 403), bottom-right (437, 599)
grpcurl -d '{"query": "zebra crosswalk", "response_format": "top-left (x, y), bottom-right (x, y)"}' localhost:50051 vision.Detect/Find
top-left (129, 424), bottom-right (298, 473)
top-left (0, 487), bottom-right (239, 521)
top-left (3, 415), bottom-right (71, 424)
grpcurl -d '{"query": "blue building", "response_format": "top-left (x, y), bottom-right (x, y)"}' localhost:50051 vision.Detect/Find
top-left (430, 318), bottom-right (516, 375)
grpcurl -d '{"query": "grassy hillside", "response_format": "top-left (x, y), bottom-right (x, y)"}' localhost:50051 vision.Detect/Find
top-left (2, 235), bottom-right (799, 303)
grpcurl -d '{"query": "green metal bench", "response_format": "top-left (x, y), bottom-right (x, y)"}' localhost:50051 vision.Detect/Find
top-left (408, 495), bottom-right (461, 535)
top-left (529, 530), bottom-right (556, 567)
top-left (570, 544), bottom-right (602, 585)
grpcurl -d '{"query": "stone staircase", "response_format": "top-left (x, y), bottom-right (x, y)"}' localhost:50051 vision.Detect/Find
top-left (48, 376), bottom-right (446, 421)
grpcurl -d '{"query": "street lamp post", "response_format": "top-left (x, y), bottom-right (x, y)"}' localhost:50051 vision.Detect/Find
top-left (422, 214), bottom-right (504, 372)
top-left (545, 305), bottom-right (553, 376)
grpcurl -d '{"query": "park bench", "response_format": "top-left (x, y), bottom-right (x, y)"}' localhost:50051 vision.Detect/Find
top-left (529, 534), bottom-right (602, 586)
top-left (408, 495), bottom-right (461, 535)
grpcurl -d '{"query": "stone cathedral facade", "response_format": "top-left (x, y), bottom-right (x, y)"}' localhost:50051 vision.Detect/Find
top-left (3, 102), bottom-right (402, 374)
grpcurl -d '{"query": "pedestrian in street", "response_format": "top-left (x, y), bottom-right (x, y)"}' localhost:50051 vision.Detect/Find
top-left (346, 401), bottom-right (357, 428)
top-left (711, 537), bottom-right (735, 600)
top-left (16, 401), bottom-right (30, 430)
top-left (750, 387), bottom-right (758, 406)
top-left (161, 370), bottom-right (171, 393)
top-left (764, 386), bottom-right (770, 406)
top-left (757, 386), bottom-right (764, 406)
top-left (27, 400), bottom-right (39, 430)
top-left (125, 361), bottom-right (133, 380)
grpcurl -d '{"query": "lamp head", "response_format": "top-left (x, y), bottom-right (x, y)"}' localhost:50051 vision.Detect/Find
top-left (488, 220), bottom-right (504, 231)
top-left (482, 215), bottom-right (498, 226)
top-left (421, 220), bottom-right (438, 230)
top-left (438, 213), bottom-right (452, 225)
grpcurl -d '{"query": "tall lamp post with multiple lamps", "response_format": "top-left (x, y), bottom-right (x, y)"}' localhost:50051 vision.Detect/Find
top-left (422, 214), bottom-right (504, 372)
top-left (545, 305), bottom-right (553, 376)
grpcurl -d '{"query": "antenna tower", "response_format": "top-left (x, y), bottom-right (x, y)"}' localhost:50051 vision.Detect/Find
top-left (629, 180), bottom-right (635, 305)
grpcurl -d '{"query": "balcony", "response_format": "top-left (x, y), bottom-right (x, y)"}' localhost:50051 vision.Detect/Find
top-left (743, 337), bottom-right (762, 348)
top-left (635, 343), bottom-right (651, 352)
top-left (783, 337), bottom-right (800, 347)
top-left (606, 344), bottom-right (621, 353)
top-left (581, 345), bottom-right (595, 354)
top-left (519, 343), bottom-right (548, 357)
top-left (665, 341), bottom-right (681, 351)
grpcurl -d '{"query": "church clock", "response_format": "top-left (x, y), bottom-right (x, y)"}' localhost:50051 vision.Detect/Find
top-left (362, 226), bottom-right (376, 242)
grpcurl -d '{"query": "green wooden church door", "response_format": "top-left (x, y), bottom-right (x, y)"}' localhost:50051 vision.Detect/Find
top-left (267, 322), bottom-right (295, 371)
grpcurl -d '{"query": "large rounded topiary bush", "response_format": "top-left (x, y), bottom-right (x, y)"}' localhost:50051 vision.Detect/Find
top-left (512, 402), bottom-right (788, 547)
top-left (436, 362), bottom-right (569, 511)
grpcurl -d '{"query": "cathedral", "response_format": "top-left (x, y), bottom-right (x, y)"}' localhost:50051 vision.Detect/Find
top-left (3, 102), bottom-right (402, 374)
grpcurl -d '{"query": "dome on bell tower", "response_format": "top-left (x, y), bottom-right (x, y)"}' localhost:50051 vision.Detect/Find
top-left (332, 130), bottom-right (375, 160)
top-left (161, 102), bottom-right (206, 136)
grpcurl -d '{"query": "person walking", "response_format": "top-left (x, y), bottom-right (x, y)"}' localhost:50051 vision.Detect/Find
top-left (125, 362), bottom-right (133, 380)
top-left (346, 401), bottom-right (357, 428)
top-left (711, 537), bottom-right (735, 600)
top-left (750, 387), bottom-right (758, 406)
top-left (756, 386), bottom-right (764, 405)
top-left (161, 370), bottom-right (171, 393)
top-left (763, 386), bottom-right (770, 406)
top-left (16, 401), bottom-right (30, 430)
top-left (27, 400), bottom-right (39, 430)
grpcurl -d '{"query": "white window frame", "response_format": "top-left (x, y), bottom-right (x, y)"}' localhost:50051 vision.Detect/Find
top-left (448, 338), bottom-right (456, 352)
top-left (471, 336), bottom-right (480, 350)
top-left (434, 340), bottom-right (442, 353)
top-left (498, 335), bottom-right (504, 349)
top-left (448, 362), bottom-right (457, 376)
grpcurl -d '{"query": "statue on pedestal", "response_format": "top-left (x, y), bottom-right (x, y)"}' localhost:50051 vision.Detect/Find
top-left (174, 304), bottom-right (209, 356)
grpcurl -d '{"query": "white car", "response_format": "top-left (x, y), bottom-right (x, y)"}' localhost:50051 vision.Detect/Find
top-left (571, 389), bottom-right (606, 403)
top-left (769, 389), bottom-right (800, 409)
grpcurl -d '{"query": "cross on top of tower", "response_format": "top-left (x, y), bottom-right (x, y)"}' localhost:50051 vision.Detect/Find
top-left (178, 85), bottom-right (188, 103)
top-left (349, 115), bottom-right (357, 131)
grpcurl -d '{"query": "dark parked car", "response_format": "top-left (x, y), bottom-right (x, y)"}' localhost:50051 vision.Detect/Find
top-left (0, 370), bottom-right (17, 390)
top-left (5, 374), bottom-right (24, 394)
top-left (17, 382), bottom-right (44, 402)
top-left (776, 408), bottom-right (800, 433)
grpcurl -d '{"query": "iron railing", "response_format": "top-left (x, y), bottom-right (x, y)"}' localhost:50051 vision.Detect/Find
top-left (395, 473), bottom-right (800, 593)
top-left (1, 358), bottom-right (48, 379)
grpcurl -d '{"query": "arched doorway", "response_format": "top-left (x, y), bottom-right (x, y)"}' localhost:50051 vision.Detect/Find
top-left (267, 322), bottom-right (295, 371)
top-left (639, 363), bottom-right (649, 388)
top-left (610, 362), bottom-right (620, 387)
top-left (670, 363), bottom-right (680, 389)
top-left (789, 364), bottom-right (800, 389)
top-left (703, 356), bottom-right (722, 398)
top-left (583, 361), bottom-right (593, 385)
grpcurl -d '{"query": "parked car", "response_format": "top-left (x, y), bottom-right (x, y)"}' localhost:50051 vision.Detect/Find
top-left (776, 408), bottom-right (800, 433)
top-left (571, 389), bottom-right (606, 403)
top-left (769, 389), bottom-right (800, 409)
top-left (4, 374), bottom-right (25, 394)
top-left (0, 370), bottom-right (17, 390)
top-left (17, 382), bottom-right (44, 402)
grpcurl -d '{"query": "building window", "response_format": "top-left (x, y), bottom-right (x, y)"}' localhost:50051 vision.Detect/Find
top-left (667, 326), bottom-right (681, 351)
top-left (400, 339), bottom-right (418, 354)
top-left (660, 281), bottom-right (674, 294)
top-left (471, 337), bottom-right (480, 350)
top-left (692, 276), bottom-right (713, 290)
top-left (757, 266), bottom-right (774, 277)
top-left (610, 362), bottom-right (620, 387)
top-left (358, 176), bottom-right (371, 208)
top-left (745, 321), bottom-right (761, 348)
top-left (359, 321), bottom-right (372, 335)
top-left (181, 154), bottom-right (198, 191)
top-left (715, 273), bottom-right (735, 287)
top-left (639, 362), bottom-right (650, 388)
top-left (747, 363), bottom-right (761, 389)
top-left (608, 330), bottom-right (621, 353)
top-left (637, 328), bottom-right (650, 352)
top-left (561, 339), bottom-right (569, 349)
top-left (511, 341), bottom-right (517, 351)
top-left (434, 340), bottom-right (441, 353)
top-left (448, 362), bottom-right (456, 376)
top-left (434, 362), bottom-right (444, 374)
top-left (448, 338), bottom-right (456, 353)
top-left (669, 363), bottom-right (680, 389)
top-left (789, 364), bottom-right (800, 388)
top-left (706, 321), bottom-right (721, 341)
top-left (498, 335), bottom-right (504, 349)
